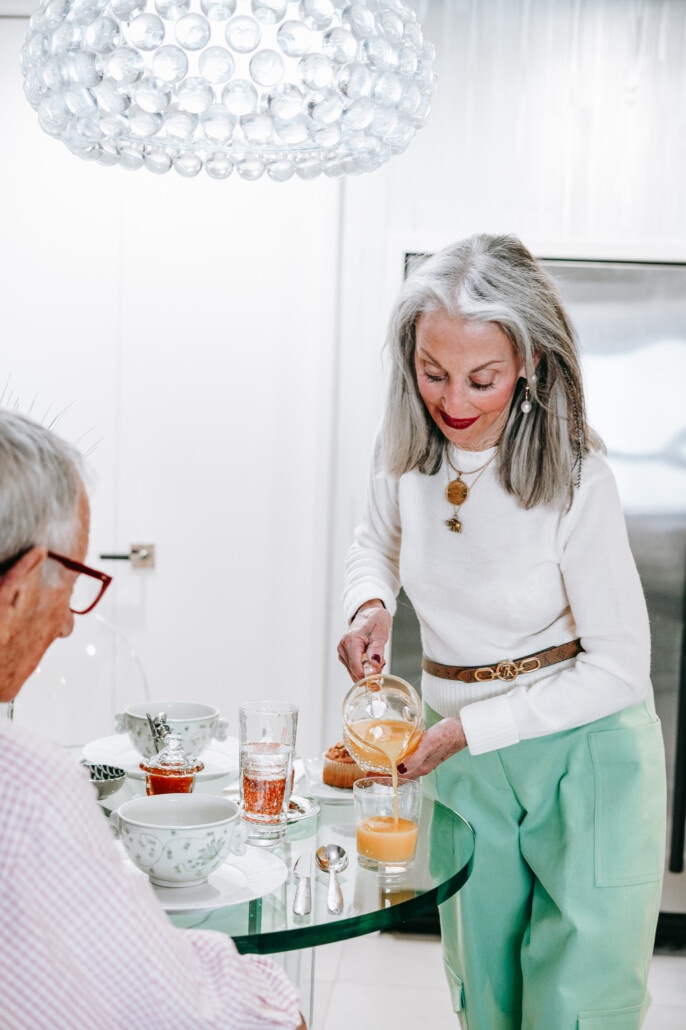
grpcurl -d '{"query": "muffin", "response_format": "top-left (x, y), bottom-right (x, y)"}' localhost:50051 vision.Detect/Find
top-left (323, 741), bottom-right (365, 789)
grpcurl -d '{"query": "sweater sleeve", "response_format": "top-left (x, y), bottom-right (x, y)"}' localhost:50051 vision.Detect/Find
top-left (460, 461), bottom-right (651, 754)
top-left (342, 440), bottom-right (402, 623)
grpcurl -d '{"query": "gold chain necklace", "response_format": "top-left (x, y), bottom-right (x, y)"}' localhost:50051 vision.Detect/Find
top-left (444, 449), bottom-right (498, 533)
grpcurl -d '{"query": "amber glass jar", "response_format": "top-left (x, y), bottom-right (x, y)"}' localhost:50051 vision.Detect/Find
top-left (139, 734), bottom-right (204, 795)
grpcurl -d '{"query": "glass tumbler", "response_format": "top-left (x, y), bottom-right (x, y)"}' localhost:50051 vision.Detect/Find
top-left (354, 776), bottom-right (423, 876)
top-left (239, 700), bottom-right (298, 845)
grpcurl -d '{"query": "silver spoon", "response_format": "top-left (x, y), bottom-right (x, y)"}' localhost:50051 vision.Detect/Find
top-left (315, 843), bottom-right (348, 914)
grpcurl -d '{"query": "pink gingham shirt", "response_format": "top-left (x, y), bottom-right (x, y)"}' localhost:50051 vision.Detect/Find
top-left (0, 722), bottom-right (302, 1030)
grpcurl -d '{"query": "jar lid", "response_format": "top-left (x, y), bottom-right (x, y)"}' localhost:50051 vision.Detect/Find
top-left (140, 734), bottom-right (203, 774)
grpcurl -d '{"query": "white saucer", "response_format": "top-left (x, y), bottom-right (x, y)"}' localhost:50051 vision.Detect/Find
top-left (82, 734), bottom-right (239, 782)
top-left (119, 845), bottom-right (288, 912)
top-left (303, 757), bottom-right (355, 804)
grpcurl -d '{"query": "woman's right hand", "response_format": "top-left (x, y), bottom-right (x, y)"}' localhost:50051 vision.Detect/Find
top-left (337, 601), bottom-right (392, 682)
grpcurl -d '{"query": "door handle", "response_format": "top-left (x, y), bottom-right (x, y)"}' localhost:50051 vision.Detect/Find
top-left (99, 544), bottom-right (155, 569)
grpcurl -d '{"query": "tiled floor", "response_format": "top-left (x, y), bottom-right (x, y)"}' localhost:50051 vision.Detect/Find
top-left (311, 932), bottom-right (686, 1030)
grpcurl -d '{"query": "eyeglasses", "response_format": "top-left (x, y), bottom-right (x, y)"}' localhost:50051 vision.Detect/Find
top-left (47, 551), bottom-right (113, 615)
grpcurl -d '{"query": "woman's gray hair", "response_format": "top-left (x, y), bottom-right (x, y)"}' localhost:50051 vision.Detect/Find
top-left (0, 410), bottom-right (85, 581)
top-left (381, 233), bottom-right (604, 509)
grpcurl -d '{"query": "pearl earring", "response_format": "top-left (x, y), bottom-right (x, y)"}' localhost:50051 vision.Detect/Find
top-left (520, 382), bottom-right (532, 414)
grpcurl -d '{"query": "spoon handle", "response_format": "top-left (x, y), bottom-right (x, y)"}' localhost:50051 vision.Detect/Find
top-left (327, 870), bottom-right (344, 914)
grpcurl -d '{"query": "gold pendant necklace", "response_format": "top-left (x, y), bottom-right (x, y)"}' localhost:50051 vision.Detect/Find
top-left (444, 449), bottom-right (497, 533)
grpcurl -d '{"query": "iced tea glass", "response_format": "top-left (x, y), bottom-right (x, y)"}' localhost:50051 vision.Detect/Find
top-left (354, 776), bottom-right (422, 875)
top-left (239, 701), bottom-right (298, 845)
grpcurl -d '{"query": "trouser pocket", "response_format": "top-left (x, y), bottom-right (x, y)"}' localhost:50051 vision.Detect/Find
top-left (589, 720), bottom-right (666, 886)
top-left (443, 958), bottom-right (465, 1013)
top-left (578, 995), bottom-right (650, 1028)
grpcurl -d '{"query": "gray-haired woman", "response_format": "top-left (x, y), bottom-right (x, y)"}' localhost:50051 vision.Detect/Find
top-left (337, 234), bottom-right (666, 1030)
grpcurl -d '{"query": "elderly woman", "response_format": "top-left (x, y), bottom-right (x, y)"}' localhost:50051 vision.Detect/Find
top-left (338, 235), bottom-right (666, 1030)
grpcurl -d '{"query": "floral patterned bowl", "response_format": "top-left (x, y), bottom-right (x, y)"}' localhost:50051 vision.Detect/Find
top-left (115, 702), bottom-right (229, 759)
top-left (112, 794), bottom-right (244, 887)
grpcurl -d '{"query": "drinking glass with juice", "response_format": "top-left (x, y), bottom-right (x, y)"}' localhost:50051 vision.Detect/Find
top-left (354, 777), bottom-right (422, 874)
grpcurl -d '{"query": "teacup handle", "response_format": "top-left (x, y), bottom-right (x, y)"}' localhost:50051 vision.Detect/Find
top-left (114, 711), bottom-right (128, 734)
top-left (229, 822), bottom-right (248, 857)
top-left (108, 811), bottom-right (121, 840)
top-left (213, 718), bottom-right (229, 742)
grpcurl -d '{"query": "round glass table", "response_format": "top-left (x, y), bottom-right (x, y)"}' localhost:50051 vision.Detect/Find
top-left (168, 793), bottom-right (475, 955)
top-left (166, 791), bottom-right (475, 951)
top-left (98, 770), bottom-right (474, 1028)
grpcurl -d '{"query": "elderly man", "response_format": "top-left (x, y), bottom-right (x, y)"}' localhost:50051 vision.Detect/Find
top-left (0, 410), bottom-right (305, 1030)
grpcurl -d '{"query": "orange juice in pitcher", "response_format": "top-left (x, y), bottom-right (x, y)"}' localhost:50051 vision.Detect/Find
top-left (342, 675), bottom-right (424, 787)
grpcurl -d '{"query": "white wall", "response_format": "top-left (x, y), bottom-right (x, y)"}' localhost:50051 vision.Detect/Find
top-left (1, 16), bottom-right (341, 756)
top-left (2, 0), bottom-right (685, 754)
top-left (322, 0), bottom-right (686, 743)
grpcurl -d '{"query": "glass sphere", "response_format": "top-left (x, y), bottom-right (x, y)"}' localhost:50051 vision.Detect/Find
top-left (222, 78), bottom-right (257, 116)
top-left (201, 103), bottom-right (236, 142)
top-left (23, 0), bottom-right (435, 179)
top-left (249, 49), bottom-right (283, 88)
top-left (251, 0), bottom-right (286, 24)
top-left (177, 75), bottom-right (213, 113)
top-left (276, 19), bottom-right (311, 58)
top-left (152, 44), bottom-right (188, 81)
top-left (173, 150), bottom-right (203, 176)
top-left (107, 46), bottom-right (144, 83)
top-left (126, 13), bottom-right (165, 50)
top-left (165, 104), bottom-right (198, 140)
top-left (198, 45), bottom-right (234, 83)
top-left (205, 152), bottom-right (233, 177)
top-left (225, 14), bottom-right (261, 53)
top-left (175, 13), bottom-right (210, 49)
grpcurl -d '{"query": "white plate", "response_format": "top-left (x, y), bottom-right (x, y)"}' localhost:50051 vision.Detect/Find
top-left (119, 845), bottom-right (288, 912)
top-left (82, 734), bottom-right (239, 782)
top-left (303, 757), bottom-right (355, 804)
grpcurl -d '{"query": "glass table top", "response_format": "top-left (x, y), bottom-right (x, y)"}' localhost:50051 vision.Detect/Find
top-left (94, 756), bottom-right (474, 957)
top-left (165, 793), bottom-right (475, 955)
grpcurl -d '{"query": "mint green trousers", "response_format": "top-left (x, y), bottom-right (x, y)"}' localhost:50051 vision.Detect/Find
top-left (425, 698), bottom-right (667, 1030)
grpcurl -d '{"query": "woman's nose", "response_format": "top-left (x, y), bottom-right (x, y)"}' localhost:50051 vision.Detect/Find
top-left (442, 379), bottom-right (469, 415)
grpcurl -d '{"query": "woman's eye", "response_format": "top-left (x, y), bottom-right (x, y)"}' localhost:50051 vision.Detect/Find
top-left (471, 380), bottom-right (495, 391)
top-left (424, 371), bottom-right (445, 383)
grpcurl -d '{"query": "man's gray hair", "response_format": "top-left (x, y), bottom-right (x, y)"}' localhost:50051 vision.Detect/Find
top-left (0, 410), bottom-right (85, 579)
top-left (381, 233), bottom-right (604, 509)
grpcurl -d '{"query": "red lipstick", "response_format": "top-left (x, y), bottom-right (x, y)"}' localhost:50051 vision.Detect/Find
top-left (440, 412), bottom-right (479, 430)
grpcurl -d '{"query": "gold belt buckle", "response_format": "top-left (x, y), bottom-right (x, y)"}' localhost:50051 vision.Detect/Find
top-left (474, 656), bottom-right (542, 683)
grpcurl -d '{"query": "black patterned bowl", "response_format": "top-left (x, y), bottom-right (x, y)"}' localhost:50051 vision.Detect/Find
top-left (85, 763), bottom-right (127, 800)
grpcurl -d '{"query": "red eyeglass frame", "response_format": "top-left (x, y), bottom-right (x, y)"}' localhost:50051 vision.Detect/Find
top-left (47, 551), bottom-right (113, 615)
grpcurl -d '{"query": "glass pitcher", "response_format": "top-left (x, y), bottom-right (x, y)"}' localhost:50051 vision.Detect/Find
top-left (342, 674), bottom-right (424, 774)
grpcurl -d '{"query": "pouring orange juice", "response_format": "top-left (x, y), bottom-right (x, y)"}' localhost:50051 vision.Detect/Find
top-left (343, 674), bottom-right (424, 866)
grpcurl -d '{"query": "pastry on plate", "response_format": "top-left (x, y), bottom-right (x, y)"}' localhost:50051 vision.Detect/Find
top-left (322, 741), bottom-right (365, 790)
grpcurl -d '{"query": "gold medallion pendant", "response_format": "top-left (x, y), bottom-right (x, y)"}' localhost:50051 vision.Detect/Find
top-left (446, 478), bottom-right (468, 506)
top-left (444, 448), bottom-right (498, 535)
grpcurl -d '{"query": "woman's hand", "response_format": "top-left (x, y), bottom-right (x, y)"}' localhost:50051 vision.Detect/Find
top-left (337, 601), bottom-right (392, 682)
top-left (396, 718), bottom-right (467, 779)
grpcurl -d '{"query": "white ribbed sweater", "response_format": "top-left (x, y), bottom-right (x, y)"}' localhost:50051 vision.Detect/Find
top-left (342, 443), bottom-right (651, 755)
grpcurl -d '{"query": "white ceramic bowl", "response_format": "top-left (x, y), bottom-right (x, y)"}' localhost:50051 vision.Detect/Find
top-left (115, 702), bottom-right (229, 759)
top-left (113, 794), bottom-right (243, 887)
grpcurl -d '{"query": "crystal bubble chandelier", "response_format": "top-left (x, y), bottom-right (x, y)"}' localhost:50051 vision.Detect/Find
top-left (21, 0), bottom-right (436, 180)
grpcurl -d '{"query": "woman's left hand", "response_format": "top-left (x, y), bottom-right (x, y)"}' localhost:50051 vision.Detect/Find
top-left (396, 718), bottom-right (467, 779)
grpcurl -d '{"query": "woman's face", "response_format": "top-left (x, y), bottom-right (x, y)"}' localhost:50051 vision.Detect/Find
top-left (414, 310), bottom-right (525, 451)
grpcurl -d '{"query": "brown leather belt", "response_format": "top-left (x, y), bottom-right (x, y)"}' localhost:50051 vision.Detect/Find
top-left (422, 639), bottom-right (583, 684)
